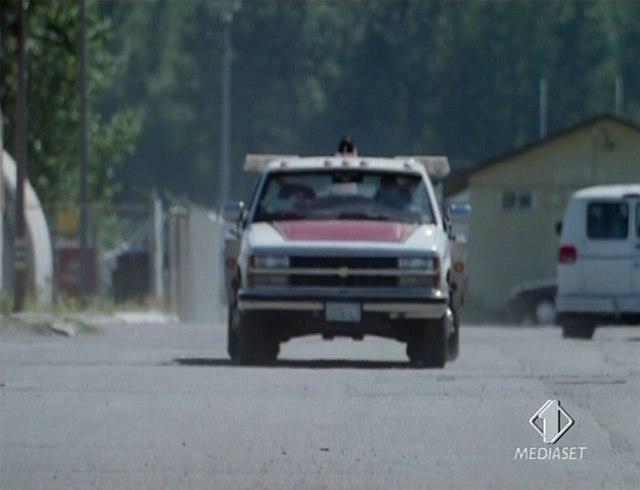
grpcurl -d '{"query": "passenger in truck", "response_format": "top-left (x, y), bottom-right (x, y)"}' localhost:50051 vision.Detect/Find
top-left (374, 174), bottom-right (410, 209)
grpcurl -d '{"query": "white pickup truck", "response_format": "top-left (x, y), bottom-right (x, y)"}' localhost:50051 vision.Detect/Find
top-left (223, 154), bottom-right (466, 367)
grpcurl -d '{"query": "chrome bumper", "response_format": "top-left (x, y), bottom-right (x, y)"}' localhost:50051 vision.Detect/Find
top-left (237, 297), bottom-right (448, 320)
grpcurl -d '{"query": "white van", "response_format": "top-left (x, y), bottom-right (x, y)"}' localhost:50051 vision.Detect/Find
top-left (556, 184), bottom-right (640, 338)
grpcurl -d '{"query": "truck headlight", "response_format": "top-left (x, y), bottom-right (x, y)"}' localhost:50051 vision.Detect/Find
top-left (398, 257), bottom-right (436, 270)
top-left (252, 255), bottom-right (289, 268)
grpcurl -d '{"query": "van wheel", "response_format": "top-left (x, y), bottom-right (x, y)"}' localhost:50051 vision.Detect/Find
top-left (562, 324), bottom-right (596, 339)
top-left (559, 315), bottom-right (596, 339)
top-left (406, 316), bottom-right (447, 368)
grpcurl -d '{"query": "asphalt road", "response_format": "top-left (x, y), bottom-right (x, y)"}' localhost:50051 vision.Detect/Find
top-left (1, 320), bottom-right (638, 490)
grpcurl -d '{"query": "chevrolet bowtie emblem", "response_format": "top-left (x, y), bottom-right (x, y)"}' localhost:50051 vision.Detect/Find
top-left (337, 266), bottom-right (350, 278)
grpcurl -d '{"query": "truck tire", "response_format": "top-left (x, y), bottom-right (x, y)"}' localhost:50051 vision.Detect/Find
top-left (447, 309), bottom-right (460, 361)
top-left (406, 316), bottom-right (448, 368)
top-left (559, 314), bottom-right (596, 339)
top-left (227, 304), bottom-right (239, 361)
top-left (236, 312), bottom-right (279, 365)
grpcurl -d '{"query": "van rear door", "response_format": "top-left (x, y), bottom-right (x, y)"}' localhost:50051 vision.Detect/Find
top-left (582, 200), bottom-right (633, 298)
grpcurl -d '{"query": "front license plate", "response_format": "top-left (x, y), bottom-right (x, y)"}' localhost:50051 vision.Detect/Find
top-left (325, 303), bottom-right (361, 322)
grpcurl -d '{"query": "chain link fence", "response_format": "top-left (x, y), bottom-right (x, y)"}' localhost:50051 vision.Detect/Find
top-left (42, 201), bottom-right (154, 309)
top-left (3, 186), bottom-right (225, 322)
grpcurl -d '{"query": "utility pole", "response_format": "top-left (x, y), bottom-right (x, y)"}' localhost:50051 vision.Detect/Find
top-left (13, 0), bottom-right (28, 312)
top-left (218, 7), bottom-right (234, 212)
top-left (615, 77), bottom-right (624, 116)
top-left (79, 0), bottom-right (90, 305)
top-left (539, 78), bottom-right (548, 140)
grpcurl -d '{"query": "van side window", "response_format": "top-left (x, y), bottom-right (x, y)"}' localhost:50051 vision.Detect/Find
top-left (586, 202), bottom-right (628, 240)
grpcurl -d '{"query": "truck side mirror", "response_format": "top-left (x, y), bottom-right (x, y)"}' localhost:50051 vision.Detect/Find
top-left (443, 213), bottom-right (453, 237)
top-left (223, 201), bottom-right (245, 222)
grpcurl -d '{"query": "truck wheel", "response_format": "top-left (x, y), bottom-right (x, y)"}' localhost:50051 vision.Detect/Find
top-left (236, 312), bottom-right (264, 365)
top-left (406, 316), bottom-right (448, 368)
top-left (227, 303), bottom-right (239, 361)
top-left (559, 315), bottom-right (596, 339)
top-left (236, 312), bottom-right (279, 365)
top-left (447, 309), bottom-right (460, 361)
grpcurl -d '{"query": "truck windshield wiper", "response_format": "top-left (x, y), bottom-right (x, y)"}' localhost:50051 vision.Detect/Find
top-left (337, 212), bottom-right (391, 221)
top-left (254, 211), bottom-right (306, 222)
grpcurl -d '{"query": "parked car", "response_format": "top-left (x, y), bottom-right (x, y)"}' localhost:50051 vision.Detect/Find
top-left (556, 184), bottom-right (640, 339)
top-left (508, 279), bottom-right (557, 325)
top-left (222, 154), bottom-right (467, 367)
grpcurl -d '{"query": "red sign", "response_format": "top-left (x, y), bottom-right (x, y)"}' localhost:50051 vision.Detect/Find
top-left (56, 247), bottom-right (97, 297)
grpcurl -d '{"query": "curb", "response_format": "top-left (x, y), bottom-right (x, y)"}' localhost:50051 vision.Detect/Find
top-left (2, 311), bottom-right (177, 337)
top-left (50, 319), bottom-right (79, 337)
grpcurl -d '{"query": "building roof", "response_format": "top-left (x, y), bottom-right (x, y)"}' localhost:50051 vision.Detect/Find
top-left (471, 113), bottom-right (640, 177)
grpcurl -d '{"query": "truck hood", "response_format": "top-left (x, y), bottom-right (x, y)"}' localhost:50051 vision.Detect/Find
top-left (247, 220), bottom-right (441, 250)
top-left (275, 220), bottom-right (417, 243)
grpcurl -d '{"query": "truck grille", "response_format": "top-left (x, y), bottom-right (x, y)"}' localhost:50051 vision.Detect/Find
top-left (290, 275), bottom-right (398, 288)
top-left (290, 256), bottom-right (398, 269)
top-left (289, 256), bottom-right (399, 288)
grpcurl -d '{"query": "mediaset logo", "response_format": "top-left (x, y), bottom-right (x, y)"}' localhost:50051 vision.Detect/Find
top-left (529, 399), bottom-right (574, 444)
top-left (514, 399), bottom-right (587, 461)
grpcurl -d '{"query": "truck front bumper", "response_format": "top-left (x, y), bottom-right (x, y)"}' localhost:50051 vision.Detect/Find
top-left (237, 289), bottom-right (449, 320)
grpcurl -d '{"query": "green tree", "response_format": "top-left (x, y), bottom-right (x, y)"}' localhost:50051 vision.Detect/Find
top-left (99, 0), bottom-right (640, 204)
top-left (1, 0), bottom-right (141, 205)
top-left (100, 0), bottom-right (225, 202)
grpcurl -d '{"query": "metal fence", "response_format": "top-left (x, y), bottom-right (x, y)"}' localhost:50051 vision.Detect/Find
top-left (2, 187), bottom-right (225, 322)
top-left (42, 201), bottom-right (155, 307)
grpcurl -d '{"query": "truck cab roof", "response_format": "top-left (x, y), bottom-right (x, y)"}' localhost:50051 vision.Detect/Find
top-left (243, 154), bottom-right (450, 180)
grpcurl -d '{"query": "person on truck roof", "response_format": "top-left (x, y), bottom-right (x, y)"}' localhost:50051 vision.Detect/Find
top-left (337, 135), bottom-right (357, 156)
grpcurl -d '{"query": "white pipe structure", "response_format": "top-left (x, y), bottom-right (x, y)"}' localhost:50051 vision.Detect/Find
top-left (1, 150), bottom-right (53, 309)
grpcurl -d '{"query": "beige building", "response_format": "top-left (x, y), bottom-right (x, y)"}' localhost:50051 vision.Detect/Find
top-left (466, 114), bottom-right (640, 313)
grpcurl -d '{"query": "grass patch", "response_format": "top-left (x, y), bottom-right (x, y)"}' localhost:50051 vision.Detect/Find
top-left (0, 314), bottom-right (53, 336)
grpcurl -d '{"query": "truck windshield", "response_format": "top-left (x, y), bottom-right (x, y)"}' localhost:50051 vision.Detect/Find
top-left (253, 170), bottom-right (435, 224)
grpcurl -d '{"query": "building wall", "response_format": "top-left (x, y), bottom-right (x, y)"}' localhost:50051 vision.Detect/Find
top-left (467, 119), bottom-right (640, 312)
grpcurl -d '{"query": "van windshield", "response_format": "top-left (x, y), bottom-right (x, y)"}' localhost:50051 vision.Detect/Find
top-left (252, 170), bottom-right (435, 224)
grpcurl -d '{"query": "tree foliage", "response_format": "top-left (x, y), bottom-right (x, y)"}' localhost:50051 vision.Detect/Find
top-left (4, 1), bottom-right (640, 205)
top-left (1, 0), bottom-right (141, 205)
